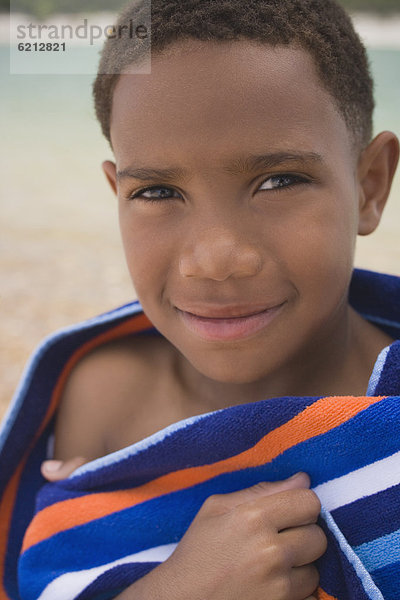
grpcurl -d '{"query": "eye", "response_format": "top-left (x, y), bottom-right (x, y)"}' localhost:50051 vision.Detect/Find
top-left (129, 186), bottom-right (182, 202)
top-left (258, 174), bottom-right (308, 191)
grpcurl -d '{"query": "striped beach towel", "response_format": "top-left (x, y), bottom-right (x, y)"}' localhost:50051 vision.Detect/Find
top-left (1, 268), bottom-right (400, 600)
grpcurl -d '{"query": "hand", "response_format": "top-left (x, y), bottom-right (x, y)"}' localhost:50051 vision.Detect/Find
top-left (41, 456), bottom-right (87, 481)
top-left (122, 472), bottom-right (326, 600)
top-left (40, 460), bottom-right (325, 600)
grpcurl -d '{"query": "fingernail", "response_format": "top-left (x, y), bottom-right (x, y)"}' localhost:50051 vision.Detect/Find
top-left (43, 460), bottom-right (62, 472)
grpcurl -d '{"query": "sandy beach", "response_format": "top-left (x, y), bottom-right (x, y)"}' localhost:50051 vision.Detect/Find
top-left (1, 12), bottom-right (399, 419)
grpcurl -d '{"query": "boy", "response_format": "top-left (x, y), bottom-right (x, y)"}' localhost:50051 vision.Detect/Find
top-left (1, 0), bottom-right (399, 599)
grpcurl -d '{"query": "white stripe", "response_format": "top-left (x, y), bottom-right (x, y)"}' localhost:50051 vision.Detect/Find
top-left (37, 543), bottom-right (177, 600)
top-left (313, 450), bottom-right (400, 511)
top-left (366, 344), bottom-right (390, 395)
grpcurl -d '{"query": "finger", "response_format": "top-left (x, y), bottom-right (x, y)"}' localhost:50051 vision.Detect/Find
top-left (208, 473), bottom-right (311, 511)
top-left (279, 524), bottom-right (328, 566)
top-left (265, 488), bottom-right (321, 531)
top-left (41, 456), bottom-right (87, 481)
top-left (229, 487), bottom-right (320, 532)
top-left (290, 564), bottom-right (319, 600)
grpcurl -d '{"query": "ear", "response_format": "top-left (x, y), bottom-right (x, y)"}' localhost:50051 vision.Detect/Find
top-left (357, 131), bottom-right (399, 236)
top-left (102, 160), bottom-right (118, 195)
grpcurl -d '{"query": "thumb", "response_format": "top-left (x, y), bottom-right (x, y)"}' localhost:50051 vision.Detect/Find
top-left (41, 456), bottom-right (87, 481)
top-left (215, 472), bottom-right (311, 510)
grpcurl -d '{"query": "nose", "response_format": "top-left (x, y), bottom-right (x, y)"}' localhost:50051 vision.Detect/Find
top-left (179, 227), bottom-right (263, 281)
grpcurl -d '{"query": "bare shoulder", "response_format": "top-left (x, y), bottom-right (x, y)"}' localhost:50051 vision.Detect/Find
top-left (53, 333), bottom-right (177, 462)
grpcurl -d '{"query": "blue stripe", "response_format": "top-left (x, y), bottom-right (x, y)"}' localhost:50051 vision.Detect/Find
top-left (354, 528), bottom-right (400, 571)
top-left (266, 396), bottom-right (400, 486)
top-left (19, 439), bottom-right (398, 600)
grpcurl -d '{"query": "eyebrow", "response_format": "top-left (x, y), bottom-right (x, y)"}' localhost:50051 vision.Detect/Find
top-left (116, 151), bottom-right (323, 182)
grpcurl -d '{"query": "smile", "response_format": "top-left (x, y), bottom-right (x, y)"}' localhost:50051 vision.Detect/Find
top-left (175, 303), bottom-right (285, 342)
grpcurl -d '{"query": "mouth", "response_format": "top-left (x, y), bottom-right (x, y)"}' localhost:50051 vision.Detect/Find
top-left (175, 302), bottom-right (286, 342)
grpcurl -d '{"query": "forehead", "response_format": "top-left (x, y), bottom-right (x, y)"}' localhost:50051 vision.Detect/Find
top-left (110, 40), bottom-right (353, 166)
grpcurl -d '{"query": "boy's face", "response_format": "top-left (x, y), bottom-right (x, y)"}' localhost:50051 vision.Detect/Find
top-left (106, 40), bottom-right (364, 385)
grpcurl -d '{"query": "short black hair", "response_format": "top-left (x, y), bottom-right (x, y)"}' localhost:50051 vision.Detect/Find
top-left (93, 0), bottom-right (374, 150)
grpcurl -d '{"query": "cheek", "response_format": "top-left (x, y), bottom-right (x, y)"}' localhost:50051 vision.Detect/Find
top-left (118, 205), bottom-right (177, 299)
top-left (284, 191), bottom-right (358, 302)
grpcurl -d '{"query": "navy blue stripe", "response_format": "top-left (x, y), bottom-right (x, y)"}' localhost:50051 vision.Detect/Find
top-left (74, 563), bottom-right (157, 600)
top-left (332, 482), bottom-right (400, 546)
top-left (369, 559), bottom-right (400, 599)
top-left (36, 396), bottom-right (318, 507)
top-left (4, 432), bottom-right (49, 600)
top-left (66, 396), bottom-right (400, 494)
top-left (349, 268), bottom-right (400, 338)
top-left (373, 342), bottom-right (400, 396)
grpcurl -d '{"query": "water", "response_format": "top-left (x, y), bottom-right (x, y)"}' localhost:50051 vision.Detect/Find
top-left (1, 45), bottom-right (399, 175)
top-left (369, 49), bottom-right (400, 137)
top-left (1, 45), bottom-right (399, 186)
top-left (1, 47), bottom-right (399, 137)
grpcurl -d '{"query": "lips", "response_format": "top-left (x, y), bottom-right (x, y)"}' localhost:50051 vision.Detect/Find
top-left (175, 302), bottom-right (285, 342)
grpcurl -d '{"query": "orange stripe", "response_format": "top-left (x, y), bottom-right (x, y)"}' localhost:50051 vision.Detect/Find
top-left (22, 395), bottom-right (384, 552)
top-left (317, 588), bottom-right (338, 600)
top-left (0, 462), bottom-right (26, 599)
top-left (0, 310), bottom-right (152, 587)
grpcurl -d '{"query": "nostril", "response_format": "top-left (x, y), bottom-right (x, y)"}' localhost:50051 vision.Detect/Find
top-left (179, 255), bottom-right (196, 278)
top-left (179, 238), bottom-right (263, 280)
top-left (179, 254), bottom-right (234, 281)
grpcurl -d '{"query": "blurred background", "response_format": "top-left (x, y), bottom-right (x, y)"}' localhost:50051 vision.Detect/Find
top-left (0, 0), bottom-right (399, 418)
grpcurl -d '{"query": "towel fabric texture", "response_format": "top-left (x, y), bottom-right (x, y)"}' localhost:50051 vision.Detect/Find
top-left (1, 268), bottom-right (400, 600)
